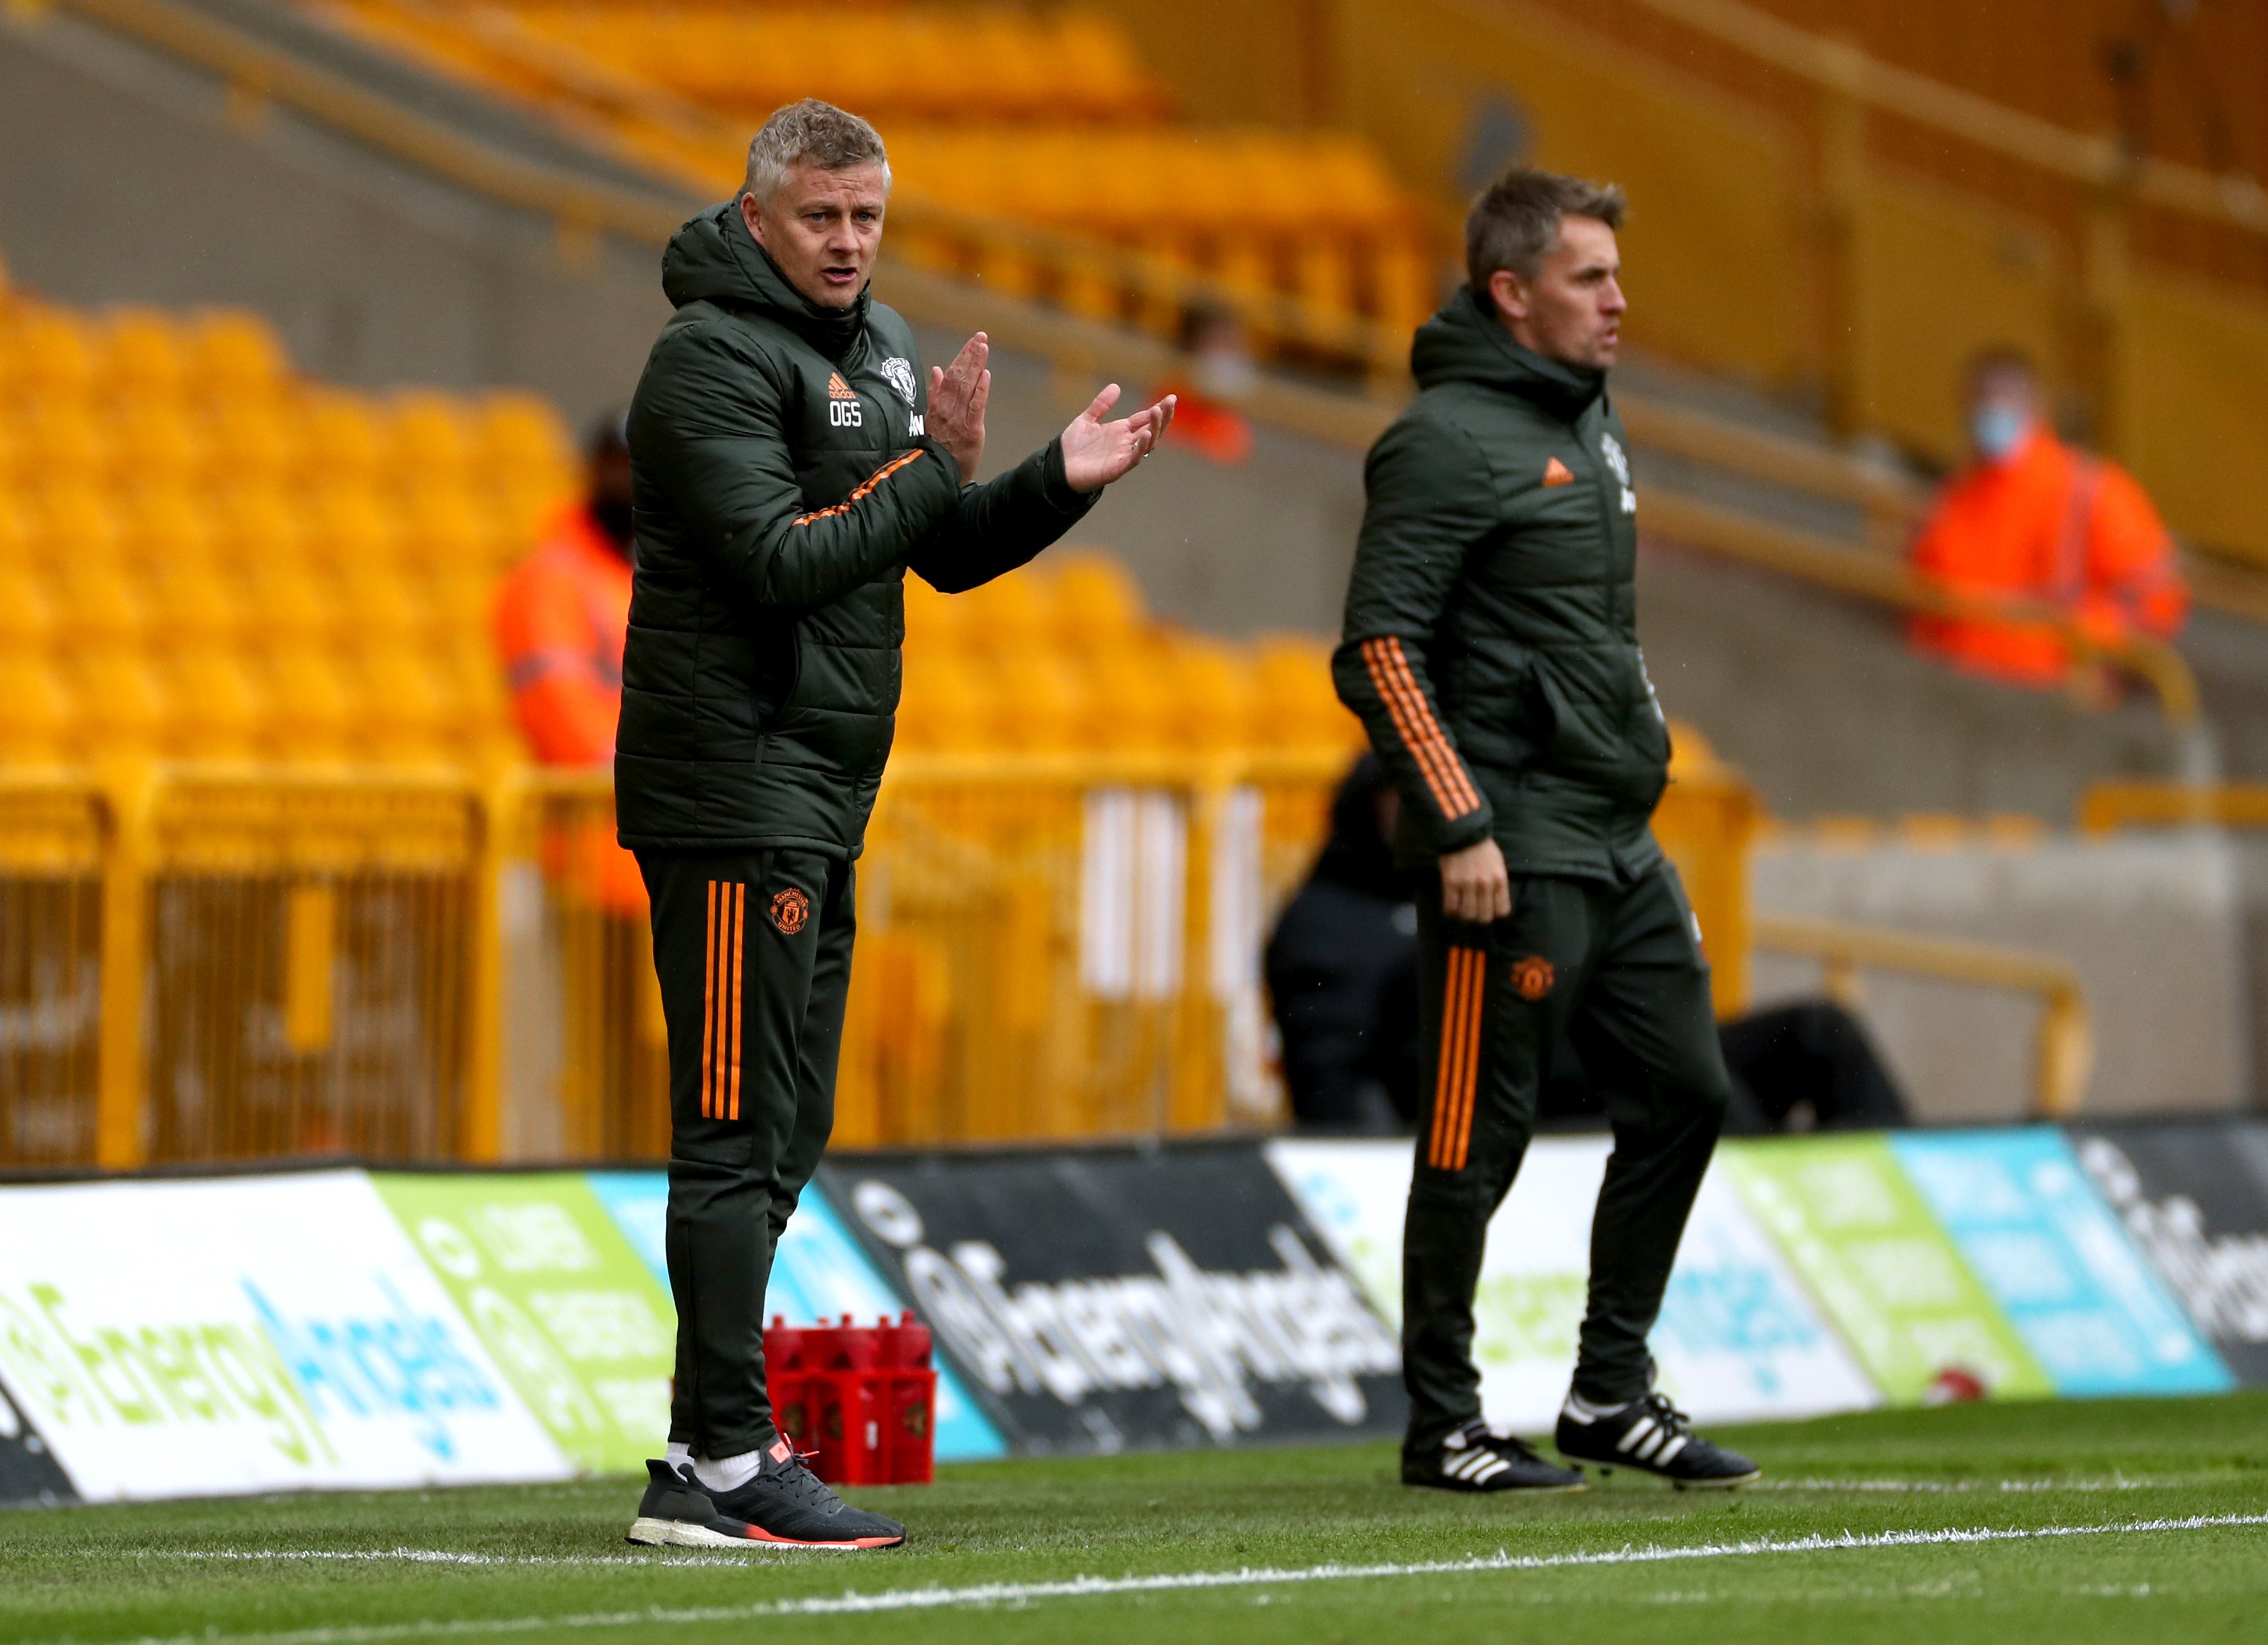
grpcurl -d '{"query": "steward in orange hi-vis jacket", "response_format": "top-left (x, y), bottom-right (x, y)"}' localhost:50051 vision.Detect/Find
top-left (1909, 351), bottom-right (2187, 688)
top-left (493, 412), bottom-right (643, 913)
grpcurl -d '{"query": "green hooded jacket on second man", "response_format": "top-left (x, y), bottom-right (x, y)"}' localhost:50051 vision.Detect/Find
top-left (1333, 284), bottom-right (1670, 883)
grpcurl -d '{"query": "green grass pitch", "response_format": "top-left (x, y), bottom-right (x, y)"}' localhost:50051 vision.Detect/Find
top-left (4, 1391), bottom-right (2264, 1644)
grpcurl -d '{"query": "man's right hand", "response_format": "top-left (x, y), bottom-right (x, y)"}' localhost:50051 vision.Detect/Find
top-left (928, 332), bottom-right (990, 485)
top-left (1441, 837), bottom-right (1512, 924)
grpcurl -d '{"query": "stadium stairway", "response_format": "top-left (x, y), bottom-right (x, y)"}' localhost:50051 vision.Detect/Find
top-left (5, 0), bottom-right (2268, 828)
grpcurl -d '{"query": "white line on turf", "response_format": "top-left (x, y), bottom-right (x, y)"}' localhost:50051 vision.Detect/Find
top-left (91, 1512), bottom-right (2268, 1644)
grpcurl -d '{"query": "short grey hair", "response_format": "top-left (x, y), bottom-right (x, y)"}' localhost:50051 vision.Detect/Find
top-left (743, 99), bottom-right (891, 206)
top-left (1465, 167), bottom-right (1625, 289)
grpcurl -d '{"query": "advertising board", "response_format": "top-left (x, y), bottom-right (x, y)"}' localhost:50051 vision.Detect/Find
top-left (1268, 1138), bottom-right (1876, 1432)
top-left (1719, 1136), bottom-right (2051, 1403)
top-left (1890, 1129), bottom-right (2233, 1396)
top-left (821, 1145), bottom-right (1405, 1454)
top-left (371, 1173), bottom-right (677, 1474)
top-left (0, 1374), bottom-right (73, 1506)
top-left (2069, 1121), bottom-right (2268, 1383)
top-left (583, 1171), bottom-right (1005, 1460)
top-left (0, 1171), bottom-right (571, 1502)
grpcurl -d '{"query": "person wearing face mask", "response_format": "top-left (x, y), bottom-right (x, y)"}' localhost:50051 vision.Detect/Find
top-left (1909, 350), bottom-right (2187, 687)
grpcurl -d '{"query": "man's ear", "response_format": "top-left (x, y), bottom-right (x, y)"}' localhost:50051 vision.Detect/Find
top-left (1487, 269), bottom-right (1528, 324)
top-left (738, 192), bottom-right (767, 249)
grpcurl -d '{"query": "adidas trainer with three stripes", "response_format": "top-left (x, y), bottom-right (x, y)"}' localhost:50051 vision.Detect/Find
top-left (1553, 1390), bottom-right (1760, 1488)
top-left (1402, 1419), bottom-right (1588, 1493)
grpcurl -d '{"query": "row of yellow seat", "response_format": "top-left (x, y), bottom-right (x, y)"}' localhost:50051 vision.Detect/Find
top-left (897, 556), bottom-right (1361, 756)
top-left (509, 4), bottom-right (1169, 125)
top-left (323, 1), bottom-right (1443, 352)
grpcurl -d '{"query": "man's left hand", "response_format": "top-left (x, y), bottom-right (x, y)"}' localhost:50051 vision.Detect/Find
top-left (1061, 385), bottom-right (1176, 494)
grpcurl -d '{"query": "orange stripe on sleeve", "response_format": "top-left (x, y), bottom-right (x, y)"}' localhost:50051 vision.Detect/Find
top-left (701, 880), bottom-right (719, 1119)
top-left (726, 883), bottom-right (747, 1123)
top-left (1362, 639), bottom-right (1468, 821)
top-left (792, 449), bottom-right (926, 526)
top-left (1378, 638), bottom-right (1483, 817)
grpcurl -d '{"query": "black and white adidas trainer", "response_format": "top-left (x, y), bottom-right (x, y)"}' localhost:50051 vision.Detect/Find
top-left (1403, 1420), bottom-right (1588, 1493)
top-left (1554, 1391), bottom-right (1759, 1488)
top-left (626, 1442), bottom-right (906, 1550)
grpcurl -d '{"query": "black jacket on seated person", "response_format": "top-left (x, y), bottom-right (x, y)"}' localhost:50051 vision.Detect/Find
top-left (1266, 756), bottom-right (1421, 1130)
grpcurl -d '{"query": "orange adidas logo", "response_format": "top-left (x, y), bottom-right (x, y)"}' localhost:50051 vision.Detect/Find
top-left (1541, 456), bottom-right (1575, 488)
top-left (827, 372), bottom-right (857, 400)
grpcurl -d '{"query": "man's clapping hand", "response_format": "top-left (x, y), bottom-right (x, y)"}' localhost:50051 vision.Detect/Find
top-left (927, 331), bottom-right (991, 485)
top-left (1062, 384), bottom-right (1175, 494)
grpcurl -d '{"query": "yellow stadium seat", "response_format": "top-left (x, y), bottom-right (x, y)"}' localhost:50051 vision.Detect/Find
top-left (103, 309), bottom-right (189, 402)
top-left (14, 402), bottom-right (111, 486)
top-left (213, 487), bottom-right (308, 564)
top-left (303, 485), bottom-right (401, 568)
top-left (396, 484), bottom-right (496, 569)
top-left (153, 562), bottom-right (247, 653)
top-left (1166, 642), bottom-right (1256, 752)
top-left (25, 487), bottom-right (122, 564)
top-left (243, 563), bottom-right (344, 650)
top-left (111, 402), bottom-right (213, 491)
top-left (947, 571), bottom-right (1055, 656)
top-left (204, 400), bottom-right (304, 486)
top-left (0, 653), bottom-right (76, 765)
top-left (120, 490), bottom-right (217, 569)
top-left (1254, 635), bottom-right (1363, 750)
top-left (5, 308), bottom-right (98, 399)
top-left (70, 647), bottom-right (168, 755)
top-left (0, 564), bottom-right (55, 651)
top-left (900, 572), bottom-right (965, 651)
top-left (1052, 552), bottom-right (1144, 639)
top-left (390, 392), bottom-right (479, 483)
top-left (1082, 644), bottom-right (1175, 752)
top-left (894, 651), bottom-right (998, 752)
top-left (337, 560), bottom-right (429, 647)
top-left (165, 650), bottom-right (267, 760)
top-left (479, 390), bottom-right (574, 480)
top-left (993, 652), bottom-right (1090, 751)
top-left (260, 646), bottom-right (355, 759)
top-left (299, 392), bottom-right (390, 480)
top-left (189, 309), bottom-right (291, 397)
top-left (355, 645), bottom-right (452, 764)
top-left (51, 563), bottom-right (146, 649)
top-left (0, 497), bottom-right (28, 564)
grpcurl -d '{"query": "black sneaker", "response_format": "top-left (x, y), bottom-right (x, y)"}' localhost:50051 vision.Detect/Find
top-left (626, 1442), bottom-right (907, 1550)
top-left (1554, 1391), bottom-right (1760, 1489)
top-left (1403, 1419), bottom-right (1588, 1493)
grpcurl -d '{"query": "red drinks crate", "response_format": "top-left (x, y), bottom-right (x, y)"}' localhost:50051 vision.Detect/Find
top-left (767, 1314), bottom-right (936, 1485)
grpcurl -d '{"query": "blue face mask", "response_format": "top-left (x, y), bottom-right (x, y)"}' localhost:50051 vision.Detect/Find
top-left (1970, 403), bottom-right (2032, 462)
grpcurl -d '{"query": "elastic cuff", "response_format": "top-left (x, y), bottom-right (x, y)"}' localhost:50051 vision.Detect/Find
top-left (1042, 437), bottom-right (1097, 513)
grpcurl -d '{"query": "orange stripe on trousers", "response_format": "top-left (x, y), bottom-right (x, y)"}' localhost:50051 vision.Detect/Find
top-left (1429, 948), bottom-right (1478, 1168)
top-left (725, 883), bottom-right (747, 1122)
top-left (1377, 638), bottom-right (1483, 816)
top-left (700, 880), bottom-right (719, 1119)
top-left (1447, 951), bottom-right (1484, 1171)
top-left (1361, 639), bottom-right (1468, 820)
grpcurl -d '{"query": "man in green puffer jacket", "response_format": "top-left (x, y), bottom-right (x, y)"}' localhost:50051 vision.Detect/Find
top-left (618, 100), bottom-right (1173, 1552)
top-left (1334, 169), bottom-right (1758, 1495)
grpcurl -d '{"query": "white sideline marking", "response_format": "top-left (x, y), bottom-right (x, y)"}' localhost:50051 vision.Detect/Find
top-left (96, 1512), bottom-right (2268, 1642)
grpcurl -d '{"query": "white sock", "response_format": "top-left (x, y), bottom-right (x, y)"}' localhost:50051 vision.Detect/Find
top-left (1564, 1391), bottom-right (1633, 1419)
top-left (692, 1448), bottom-right (763, 1493)
top-left (664, 1441), bottom-right (691, 1464)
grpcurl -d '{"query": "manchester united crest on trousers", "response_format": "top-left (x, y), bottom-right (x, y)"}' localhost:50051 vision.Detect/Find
top-left (1510, 955), bottom-right (1555, 1000)
top-left (770, 887), bottom-right (810, 935)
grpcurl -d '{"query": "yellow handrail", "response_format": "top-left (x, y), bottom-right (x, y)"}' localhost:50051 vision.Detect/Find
top-left (2078, 781), bottom-right (2268, 836)
top-left (1617, 0), bottom-right (2268, 237)
top-left (1751, 911), bottom-right (2093, 1118)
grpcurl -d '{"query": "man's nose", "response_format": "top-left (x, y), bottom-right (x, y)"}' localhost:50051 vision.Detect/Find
top-left (1600, 279), bottom-right (1628, 314)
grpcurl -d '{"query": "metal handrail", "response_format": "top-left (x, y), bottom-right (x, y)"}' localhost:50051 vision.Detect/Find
top-left (2078, 781), bottom-right (2268, 836)
top-left (1617, 0), bottom-right (2268, 237)
top-left (1751, 911), bottom-right (2093, 1118)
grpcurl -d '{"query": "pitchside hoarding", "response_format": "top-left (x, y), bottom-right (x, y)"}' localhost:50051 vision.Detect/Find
top-left (584, 1171), bottom-right (1007, 1461)
top-left (2070, 1121), bottom-right (2268, 1383)
top-left (371, 1173), bottom-right (678, 1475)
top-left (1269, 1138), bottom-right (1878, 1431)
top-left (820, 1145), bottom-right (1406, 1454)
top-left (0, 1171), bottom-right (572, 1502)
top-left (1890, 1130), bottom-right (2232, 1396)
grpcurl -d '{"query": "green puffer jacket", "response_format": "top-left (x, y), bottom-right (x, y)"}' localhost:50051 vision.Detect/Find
top-left (617, 204), bottom-right (1095, 854)
top-left (1333, 286), bottom-right (1669, 883)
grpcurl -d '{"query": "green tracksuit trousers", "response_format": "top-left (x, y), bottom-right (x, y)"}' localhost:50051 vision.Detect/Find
top-left (1402, 860), bottom-right (1732, 1453)
top-left (638, 846), bottom-right (853, 1460)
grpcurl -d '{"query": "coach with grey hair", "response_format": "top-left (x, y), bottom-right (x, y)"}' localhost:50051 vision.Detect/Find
top-left (619, 100), bottom-right (1173, 1551)
top-left (1333, 168), bottom-right (1758, 1494)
